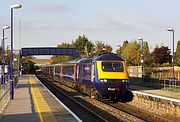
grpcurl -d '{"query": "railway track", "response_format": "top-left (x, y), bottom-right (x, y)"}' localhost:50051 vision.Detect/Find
top-left (82, 92), bottom-right (175, 122)
top-left (37, 75), bottom-right (175, 122)
top-left (104, 101), bottom-right (173, 122)
top-left (37, 75), bottom-right (109, 122)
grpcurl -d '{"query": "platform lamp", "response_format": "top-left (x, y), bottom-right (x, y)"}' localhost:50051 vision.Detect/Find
top-left (10, 3), bottom-right (22, 100)
top-left (138, 37), bottom-right (144, 82)
top-left (167, 28), bottom-right (175, 82)
top-left (2, 26), bottom-right (10, 85)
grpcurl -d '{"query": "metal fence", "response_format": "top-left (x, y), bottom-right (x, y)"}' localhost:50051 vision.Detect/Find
top-left (128, 66), bottom-right (180, 90)
top-left (0, 74), bottom-right (19, 115)
top-left (128, 66), bottom-right (180, 80)
top-left (0, 75), bottom-right (10, 115)
top-left (151, 70), bottom-right (180, 81)
top-left (129, 76), bottom-right (180, 88)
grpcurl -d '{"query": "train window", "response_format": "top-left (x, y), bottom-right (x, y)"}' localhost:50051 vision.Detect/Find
top-left (62, 65), bottom-right (74, 77)
top-left (81, 63), bottom-right (92, 81)
top-left (55, 66), bottom-right (60, 73)
top-left (102, 62), bottom-right (124, 72)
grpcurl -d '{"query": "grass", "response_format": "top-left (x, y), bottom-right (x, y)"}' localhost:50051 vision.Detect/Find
top-left (162, 86), bottom-right (180, 92)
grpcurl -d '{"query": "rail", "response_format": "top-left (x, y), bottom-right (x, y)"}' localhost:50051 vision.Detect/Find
top-left (37, 76), bottom-right (109, 122)
top-left (104, 101), bottom-right (174, 122)
top-left (0, 75), bottom-right (10, 114)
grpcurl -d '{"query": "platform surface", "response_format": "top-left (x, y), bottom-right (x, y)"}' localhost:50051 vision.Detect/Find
top-left (129, 85), bottom-right (180, 100)
top-left (0, 75), bottom-right (80, 122)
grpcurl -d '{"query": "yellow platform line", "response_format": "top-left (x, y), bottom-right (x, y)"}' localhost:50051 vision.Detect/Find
top-left (29, 76), bottom-right (57, 122)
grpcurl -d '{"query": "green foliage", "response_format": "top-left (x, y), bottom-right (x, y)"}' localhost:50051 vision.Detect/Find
top-left (152, 45), bottom-right (172, 65)
top-left (19, 35), bottom-right (180, 69)
top-left (175, 41), bottom-right (180, 66)
top-left (72, 35), bottom-right (94, 57)
top-left (121, 41), bottom-right (141, 66)
top-left (116, 40), bottom-right (152, 67)
top-left (57, 42), bottom-right (73, 48)
top-left (54, 35), bottom-right (95, 60)
top-left (162, 87), bottom-right (180, 92)
top-left (51, 55), bottom-right (75, 63)
top-left (143, 41), bottom-right (152, 67)
top-left (51, 36), bottom-right (113, 63)
top-left (116, 40), bottom-right (128, 56)
top-left (122, 40), bottom-right (128, 48)
top-left (6, 49), bottom-right (10, 65)
top-left (51, 42), bottom-right (76, 63)
top-left (21, 56), bottom-right (36, 74)
top-left (0, 47), bottom-right (11, 65)
top-left (95, 41), bottom-right (112, 54)
top-left (161, 63), bottom-right (171, 67)
top-left (116, 48), bottom-right (122, 55)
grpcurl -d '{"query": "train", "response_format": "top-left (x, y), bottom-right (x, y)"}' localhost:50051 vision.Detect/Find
top-left (40, 53), bottom-right (129, 101)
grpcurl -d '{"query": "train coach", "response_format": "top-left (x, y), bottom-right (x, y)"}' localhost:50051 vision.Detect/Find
top-left (41, 53), bottom-right (129, 101)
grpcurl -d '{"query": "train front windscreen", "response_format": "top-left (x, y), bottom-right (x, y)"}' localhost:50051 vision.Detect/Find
top-left (96, 61), bottom-right (128, 80)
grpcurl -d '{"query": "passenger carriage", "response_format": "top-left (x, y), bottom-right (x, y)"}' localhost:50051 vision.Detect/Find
top-left (40, 53), bottom-right (129, 101)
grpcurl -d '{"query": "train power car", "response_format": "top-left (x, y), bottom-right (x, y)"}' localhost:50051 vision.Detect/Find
top-left (40, 53), bottom-right (129, 101)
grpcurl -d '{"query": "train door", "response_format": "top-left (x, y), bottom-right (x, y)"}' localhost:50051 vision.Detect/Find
top-left (91, 63), bottom-right (95, 83)
top-left (79, 64), bottom-right (83, 82)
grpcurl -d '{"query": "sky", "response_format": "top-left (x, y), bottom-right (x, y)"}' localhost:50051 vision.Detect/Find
top-left (1, 0), bottom-right (180, 58)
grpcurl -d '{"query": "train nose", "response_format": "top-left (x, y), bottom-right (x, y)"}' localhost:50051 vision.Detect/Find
top-left (107, 87), bottom-right (120, 91)
top-left (115, 87), bottom-right (120, 91)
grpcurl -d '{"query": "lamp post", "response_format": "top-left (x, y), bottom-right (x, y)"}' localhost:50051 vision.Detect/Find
top-left (6, 44), bottom-right (11, 77)
top-left (167, 28), bottom-right (175, 82)
top-left (6, 44), bottom-right (11, 65)
top-left (138, 37), bottom-right (144, 82)
top-left (10, 3), bottom-right (22, 100)
top-left (2, 26), bottom-right (10, 85)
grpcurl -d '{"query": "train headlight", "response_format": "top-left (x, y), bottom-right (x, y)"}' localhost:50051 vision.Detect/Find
top-left (100, 79), bottom-right (108, 83)
top-left (104, 79), bottom-right (107, 82)
top-left (122, 79), bottom-right (128, 82)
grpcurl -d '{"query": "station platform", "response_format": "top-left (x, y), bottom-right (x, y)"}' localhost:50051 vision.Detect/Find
top-left (129, 85), bottom-right (180, 100)
top-left (0, 75), bottom-right (81, 122)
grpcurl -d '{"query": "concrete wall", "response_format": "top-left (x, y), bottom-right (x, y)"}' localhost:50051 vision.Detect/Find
top-left (130, 91), bottom-right (180, 121)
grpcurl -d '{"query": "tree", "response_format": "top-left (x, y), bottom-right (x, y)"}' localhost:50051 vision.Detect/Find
top-left (21, 56), bottom-right (36, 74)
top-left (152, 45), bottom-right (172, 65)
top-left (122, 40), bottom-right (128, 49)
top-left (116, 46), bottom-right (122, 55)
top-left (51, 42), bottom-right (76, 63)
top-left (0, 47), bottom-right (11, 65)
top-left (95, 41), bottom-right (112, 54)
top-left (116, 40), bottom-right (128, 56)
top-left (72, 35), bottom-right (94, 57)
top-left (121, 41), bottom-right (141, 66)
top-left (143, 41), bottom-right (152, 67)
top-left (175, 40), bottom-right (180, 66)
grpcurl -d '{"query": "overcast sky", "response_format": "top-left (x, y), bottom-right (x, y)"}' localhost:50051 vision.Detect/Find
top-left (1, 0), bottom-right (180, 58)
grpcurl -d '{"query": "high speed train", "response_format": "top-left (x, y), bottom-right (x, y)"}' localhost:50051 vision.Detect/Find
top-left (40, 53), bottom-right (129, 101)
